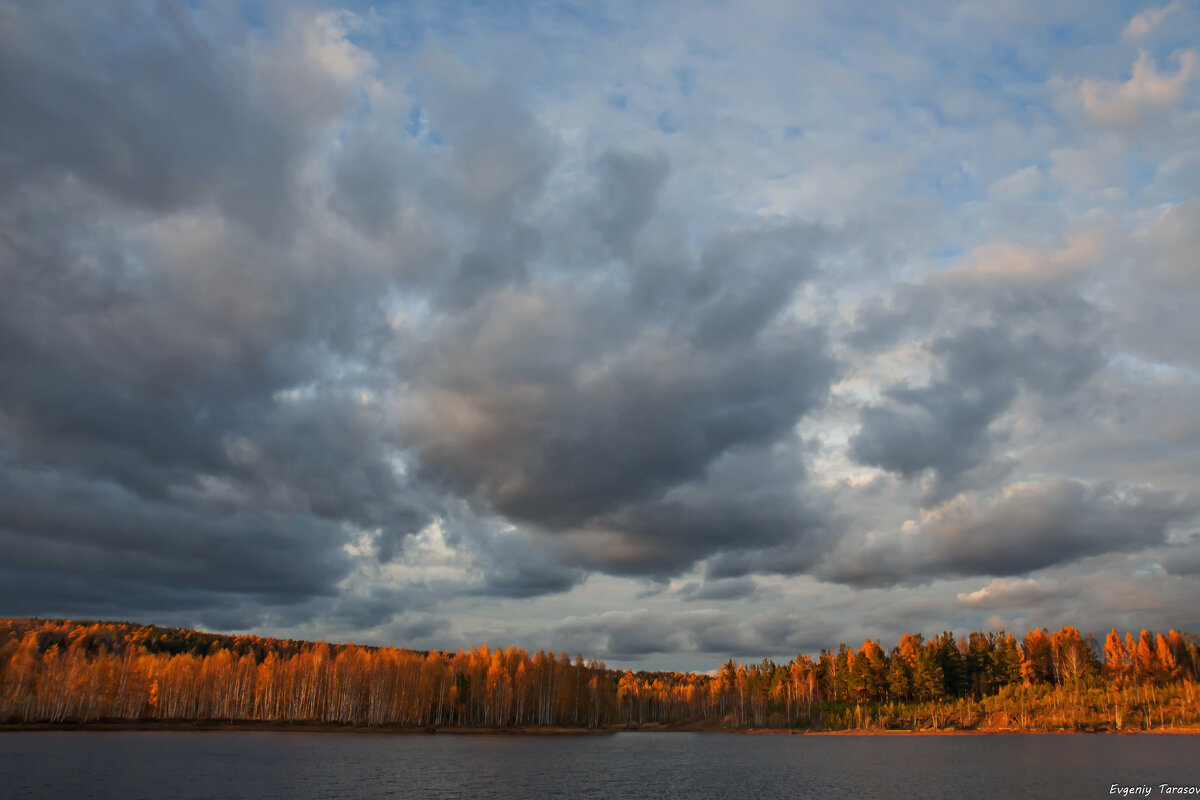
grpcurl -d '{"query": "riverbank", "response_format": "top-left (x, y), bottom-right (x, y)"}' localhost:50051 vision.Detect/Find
top-left (0, 724), bottom-right (614, 734)
top-left (0, 720), bottom-right (610, 735)
top-left (633, 722), bottom-right (1200, 735)
top-left (742, 727), bottom-right (1200, 735)
top-left (4, 720), bottom-right (1199, 735)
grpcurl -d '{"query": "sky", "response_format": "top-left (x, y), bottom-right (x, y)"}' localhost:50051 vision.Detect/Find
top-left (1, 0), bottom-right (1198, 672)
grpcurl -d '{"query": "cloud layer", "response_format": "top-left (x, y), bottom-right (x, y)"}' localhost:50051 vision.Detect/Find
top-left (1, 0), bottom-right (1198, 669)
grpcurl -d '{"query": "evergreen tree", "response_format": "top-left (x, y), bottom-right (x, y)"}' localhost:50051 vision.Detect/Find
top-left (886, 649), bottom-right (911, 701)
top-left (912, 646), bottom-right (945, 701)
top-left (935, 632), bottom-right (967, 698)
top-left (965, 632), bottom-right (995, 698)
top-left (994, 633), bottom-right (1022, 689)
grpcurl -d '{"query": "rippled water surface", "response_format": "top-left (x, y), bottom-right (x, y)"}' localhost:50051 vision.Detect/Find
top-left (3, 731), bottom-right (1198, 799)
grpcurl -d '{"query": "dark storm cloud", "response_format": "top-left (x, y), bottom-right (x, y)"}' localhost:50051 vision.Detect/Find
top-left (819, 478), bottom-right (1195, 587)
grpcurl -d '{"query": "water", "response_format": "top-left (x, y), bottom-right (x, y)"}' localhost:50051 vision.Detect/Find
top-left (2, 731), bottom-right (1198, 799)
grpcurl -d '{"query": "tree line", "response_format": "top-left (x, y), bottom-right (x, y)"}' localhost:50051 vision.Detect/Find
top-left (0, 619), bottom-right (613, 727)
top-left (2, 618), bottom-right (1197, 731)
top-left (617, 627), bottom-right (1199, 729)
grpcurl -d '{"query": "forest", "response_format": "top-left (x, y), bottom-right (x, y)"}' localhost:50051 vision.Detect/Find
top-left (2, 618), bottom-right (1198, 732)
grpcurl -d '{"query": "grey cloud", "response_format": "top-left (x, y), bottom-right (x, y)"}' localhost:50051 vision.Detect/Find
top-left (380, 614), bottom-right (454, 646)
top-left (689, 224), bottom-right (826, 346)
top-left (0, 4), bottom-right (431, 626)
top-left (548, 608), bottom-right (842, 663)
top-left (631, 222), bottom-right (827, 346)
top-left (329, 131), bottom-right (411, 237)
top-left (251, 605), bottom-right (452, 650)
top-left (0, 456), bottom-right (351, 607)
top-left (1116, 199), bottom-right (1200, 369)
top-left (955, 577), bottom-right (1072, 610)
top-left (6, 1), bottom-right (843, 605)
top-left (402, 216), bottom-right (838, 577)
top-left (438, 222), bottom-right (541, 310)
top-left (677, 576), bottom-right (759, 601)
top-left (315, 587), bottom-right (436, 633)
top-left (548, 611), bottom-right (685, 659)
top-left (851, 377), bottom-right (1013, 483)
top-left (1141, 198), bottom-right (1200, 290)
top-left (465, 527), bottom-right (589, 598)
top-left (850, 320), bottom-right (1104, 497)
top-left (476, 561), bottom-right (585, 598)
top-left (421, 65), bottom-right (556, 221)
top-left (6, 0), bottom-right (1196, 663)
top-left (569, 443), bottom-right (840, 578)
top-left (590, 150), bottom-right (670, 259)
top-left (0, 2), bottom-right (310, 227)
top-left (1162, 535), bottom-right (1200, 577)
top-left (946, 566), bottom-right (1200, 642)
top-left (846, 283), bottom-right (944, 352)
top-left (820, 478), bottom-right (1195, 587)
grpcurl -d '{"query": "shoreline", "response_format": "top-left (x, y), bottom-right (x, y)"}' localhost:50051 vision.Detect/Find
top-left (0, 721), bottom-right (610, 735)
top-left (3, 720), bottom-right (1199, 736)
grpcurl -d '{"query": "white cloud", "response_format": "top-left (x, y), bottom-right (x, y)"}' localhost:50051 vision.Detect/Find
top-left (1123, 0), bottom-right (1183, 40)
top-left (1047, 139), bottom-right (1125, 193)
top-left (957, 577), bottom-right (1061, 609)
top-left (1077, 49), bottom-right (1198, 126)
top-left (1138, 198), bottom-right (1200, 289)
top-left (987, 165), bottom-right (1044, 199)
top-left (935, 229), bottom-right (1105, 287)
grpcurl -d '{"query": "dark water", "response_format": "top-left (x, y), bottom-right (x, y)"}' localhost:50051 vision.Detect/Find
top-left (2, 731), bottom-right (1198, 799)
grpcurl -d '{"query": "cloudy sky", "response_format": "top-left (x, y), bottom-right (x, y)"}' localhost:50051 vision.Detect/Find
top-left (1, 0), bottom-right (1198, 672)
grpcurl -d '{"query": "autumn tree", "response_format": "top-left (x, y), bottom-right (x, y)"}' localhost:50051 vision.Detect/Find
top-left (1020, 629), bottom-right (1054, 685)
top-left (1104, 630), bottom-right (1131, 687)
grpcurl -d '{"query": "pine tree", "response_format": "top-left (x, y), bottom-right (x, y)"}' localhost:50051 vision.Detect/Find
top-left (886, 649), bottom-right (911, 701)
top-left (912, 646), bottom-right (945, 701)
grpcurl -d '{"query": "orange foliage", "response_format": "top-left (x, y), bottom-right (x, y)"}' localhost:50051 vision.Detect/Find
top-left (1, 618), bottom-right (1196, 728)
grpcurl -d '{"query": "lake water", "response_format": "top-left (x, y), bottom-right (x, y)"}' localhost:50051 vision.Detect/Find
top-left (2, 731), bottom-right (1198, 799)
